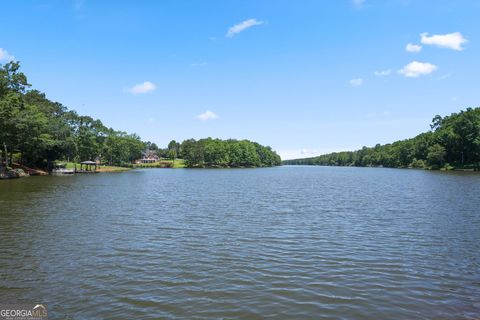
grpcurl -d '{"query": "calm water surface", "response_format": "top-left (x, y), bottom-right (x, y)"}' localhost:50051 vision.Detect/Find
top-left (0, 166), bottom-right (479, 319)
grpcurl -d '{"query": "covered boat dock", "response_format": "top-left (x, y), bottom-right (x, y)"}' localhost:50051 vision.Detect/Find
top-left (76, 161), bottom-right (98, 173)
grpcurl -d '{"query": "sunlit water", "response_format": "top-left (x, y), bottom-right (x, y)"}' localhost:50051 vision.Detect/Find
top-left (1, 167), bottom-right (479, 319)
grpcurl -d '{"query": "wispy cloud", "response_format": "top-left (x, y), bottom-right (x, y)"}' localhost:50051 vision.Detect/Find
top-left (197, 110), bottom-right (219, 121)
top-left (438, 73), bottom-right (452, 80)
top-left (349, 78), bottom-right (364, 86)
top-left (374, 69), bottom-right (392, 76)
top-left (352, 0), bottom-right (366, 8)
top-left (128, 81), bottom-right (156, 94)
top-left (405, 43), bottom-right (422, 53)
top-left (398, 61), bottom-right (437, 78)
top-left (0, 48), bottom-right (15, 62)
top-left (420, 32), bottom-right (467, 51)
top-left (226, 19), bottom-right (264, 38)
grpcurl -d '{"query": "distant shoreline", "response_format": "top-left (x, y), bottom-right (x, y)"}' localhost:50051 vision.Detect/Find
top-left (281, 163), bottom-right (479, 172)
top-left (283, 108), bottom-right (480, 171)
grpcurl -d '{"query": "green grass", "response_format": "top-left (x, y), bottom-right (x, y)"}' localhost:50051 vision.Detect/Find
top-left (172, 159), bottom-right (186, 168)
top-left (63, 162), bottom-right (77, 170)
top-left (63, 162), bottom-right (131, 172)
top-left (132, 159), bottom-right (186, 169)
top-left (97, 165), bottom-right (131, 172)
top-left (59, 159), bottom-right (186, 172)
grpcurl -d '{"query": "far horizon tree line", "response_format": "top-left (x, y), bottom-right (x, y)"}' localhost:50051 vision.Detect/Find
top-left (284, 107), bottom-right (480, 170)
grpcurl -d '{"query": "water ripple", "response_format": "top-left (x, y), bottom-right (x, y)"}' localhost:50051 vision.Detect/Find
top-left (1, 167), bottom-right (479, 319)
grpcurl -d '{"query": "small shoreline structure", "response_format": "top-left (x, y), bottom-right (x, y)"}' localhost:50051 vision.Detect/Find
top-left (75, 160), bottom-right (99, 174)
top-left (50, 160), bottom-right (99, 176)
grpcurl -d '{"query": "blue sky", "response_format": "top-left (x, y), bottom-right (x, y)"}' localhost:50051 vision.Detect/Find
top-left (1, 0), bottom-right (479, 159)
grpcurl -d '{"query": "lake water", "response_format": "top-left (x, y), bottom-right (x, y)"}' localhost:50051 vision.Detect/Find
top-left (0, 166), bottom-right (479, 319)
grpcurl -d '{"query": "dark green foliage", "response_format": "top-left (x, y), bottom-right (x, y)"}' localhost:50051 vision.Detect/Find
top-left (0, 61), bottom-right (280, 169)
top-left (167, 140), bottom-right (180, 161)
top-left (0, 61), bottom-right (145, 168)
top-left (179, 138), bottom-right (281, 168)
top-left (283, 108), bottom-right (480, 170)
top-left (426, 144), bottom-right (446, 168)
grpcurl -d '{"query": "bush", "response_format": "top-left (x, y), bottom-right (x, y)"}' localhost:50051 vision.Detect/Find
top-left (410, 158), bottom-right (426, 168)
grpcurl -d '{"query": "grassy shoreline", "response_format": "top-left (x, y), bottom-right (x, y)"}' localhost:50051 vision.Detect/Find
top-left (131, 159), bottom-right (186, 169)
top-left (62, 159), bottom-right (186, 172)
top-left (64, 162), bottom-right (131, 172)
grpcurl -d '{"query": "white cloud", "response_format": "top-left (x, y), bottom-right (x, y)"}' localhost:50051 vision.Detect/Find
top-left (349, 78), bottom-right (364, 86)
top-left (352, 0), bottom-right (366, 8)
top-left (128, 81), bottom-right (156, 94)
top-left (197, 110), bottom-right (219, 121)
top-left (405, 43), bottom-right (422, 53)
top-left (420, 32), bottom-right (467, 51)
top-left (374, 69), bottom-right (392, 76)
top-left (0, 48), bottom-right (15, 62)
top-left (226, 19), bottom-right (264, 38)
top-left (398, 61), bottom-right (437, 78)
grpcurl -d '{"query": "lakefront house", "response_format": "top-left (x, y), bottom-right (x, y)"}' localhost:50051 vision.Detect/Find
top-left (137, 150), bottom-right (159, 164)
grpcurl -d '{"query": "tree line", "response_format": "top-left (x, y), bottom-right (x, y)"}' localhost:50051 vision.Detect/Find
top-left (283, 108), bottom-right (480, 170)
top-left (165, 138), bottom-right (282, 168)
top-left (1, 61), bottom-right (281, 170)
top-left (0, 61), bottom-right (146, 168)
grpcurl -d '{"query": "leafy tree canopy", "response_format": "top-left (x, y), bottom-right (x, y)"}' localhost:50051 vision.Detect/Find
top-left (283, 107), bottom-right (480, 170)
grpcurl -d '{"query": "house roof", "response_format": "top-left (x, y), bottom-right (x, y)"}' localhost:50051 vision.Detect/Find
top-left (80, 161), bottom-right (97, 165)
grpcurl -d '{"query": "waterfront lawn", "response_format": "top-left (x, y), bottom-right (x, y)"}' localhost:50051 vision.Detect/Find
top-left (132, 159), bottom-right (186, 169)
top-left (64, 162), bottom-right (131, 172)
top-left (60, 159), bottom-right (186, 172)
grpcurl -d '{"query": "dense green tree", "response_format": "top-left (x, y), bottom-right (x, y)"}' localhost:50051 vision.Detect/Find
top-left (145, 141), bottom-right (159, 151)
top-left (284, 108), bottom-right (480, 170)
top-left (167, 140), bottom-right (180, 162)
top-left (426, 144), bottom-right (446, 168)
top-left (0, 92), bottom-right (24, 166)
top-left (0, 61), bottom-right (29, 96)
top-left (179, 138), bottom-right (280, 168)
top-left (432, 108), bottom-right (480, 165)
top-left (0, 61), bottom-right (147, 169)
top-left (181, 139), bottom-right (205, 167)
top-left (0, 62), bottom-right (31, 166)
